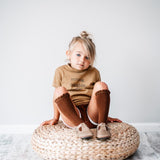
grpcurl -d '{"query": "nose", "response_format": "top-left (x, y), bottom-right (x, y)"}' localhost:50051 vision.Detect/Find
top-left (80, 56), bottom-right (85, 63)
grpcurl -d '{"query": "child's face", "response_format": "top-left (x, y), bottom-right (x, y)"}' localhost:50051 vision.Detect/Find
top-left (67, 42), bottom-right (91, 70)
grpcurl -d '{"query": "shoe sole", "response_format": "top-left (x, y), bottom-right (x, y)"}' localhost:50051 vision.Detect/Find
top-left (96, 136), bottom-right (110, 141)
top-left (81, 136), bottom-right (93, 140)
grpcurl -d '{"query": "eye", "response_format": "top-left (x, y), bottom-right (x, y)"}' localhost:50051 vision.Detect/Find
top-left (76, 54), bottom-right (81, 57)
top-left (85, 56), bottom-right (90, 60)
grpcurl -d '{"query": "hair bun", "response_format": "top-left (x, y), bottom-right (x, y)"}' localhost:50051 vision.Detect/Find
top-left (80, 31), bottom-right (90, 38)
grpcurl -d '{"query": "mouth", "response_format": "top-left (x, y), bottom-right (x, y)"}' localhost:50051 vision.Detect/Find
top-left (78, 64), bottom-right (84, 67)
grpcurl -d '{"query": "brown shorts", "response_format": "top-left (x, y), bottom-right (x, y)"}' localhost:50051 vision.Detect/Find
top-left (76, 105), bottom-right (97, 129)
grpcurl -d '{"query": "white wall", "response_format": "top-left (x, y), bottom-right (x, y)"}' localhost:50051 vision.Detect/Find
top-left (0, 0), bottom-right (160, 125)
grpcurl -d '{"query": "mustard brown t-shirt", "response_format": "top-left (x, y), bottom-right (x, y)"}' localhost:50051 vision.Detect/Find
top-left (52, 63), bottom-right (101, 106)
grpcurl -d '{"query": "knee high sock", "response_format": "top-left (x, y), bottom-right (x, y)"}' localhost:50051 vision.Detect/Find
top-left (55, 93), bottom-right (83, 126)
top-left (95, 89), bottom-right (110, 124)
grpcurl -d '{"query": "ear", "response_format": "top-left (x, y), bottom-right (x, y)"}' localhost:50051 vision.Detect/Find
top-left (66, 50), bottom-right (70, 60)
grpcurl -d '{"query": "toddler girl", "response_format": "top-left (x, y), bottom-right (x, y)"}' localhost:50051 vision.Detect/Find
top-left (41, 31), bottom-right (121, 140)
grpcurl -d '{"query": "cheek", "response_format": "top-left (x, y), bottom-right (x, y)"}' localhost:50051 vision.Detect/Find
top-left (86, 59), bottom-right (91, 64)
top-left (85, 61), bottom-right (91, 66)
top-left (71, 56), bottom-right (78, 62)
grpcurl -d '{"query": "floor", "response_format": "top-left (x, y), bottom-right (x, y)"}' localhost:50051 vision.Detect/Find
top-left (0, 132), bottom-right (160, 160)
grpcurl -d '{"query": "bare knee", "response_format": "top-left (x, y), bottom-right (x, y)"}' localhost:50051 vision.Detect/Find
top-left (54, 87), bottom-right (68, 99)
top-left (94, 81), bottom-right (109, 91)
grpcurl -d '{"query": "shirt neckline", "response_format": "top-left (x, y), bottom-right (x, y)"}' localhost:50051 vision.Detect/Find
top-left (65, 63), bottom-right (91, 73)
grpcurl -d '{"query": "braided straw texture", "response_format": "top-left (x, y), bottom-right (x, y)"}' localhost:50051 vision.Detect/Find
top-left (31, 122), bottom-right (140, 160)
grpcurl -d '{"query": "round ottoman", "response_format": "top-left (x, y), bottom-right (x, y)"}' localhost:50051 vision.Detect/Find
top-left (31, 121), bottom-right (140, 160)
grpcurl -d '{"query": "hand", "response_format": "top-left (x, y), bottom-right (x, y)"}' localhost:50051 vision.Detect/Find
top-left (107, 117), bottom-right (122, 123)
top-left (40, 118), bottom-right (59, 126)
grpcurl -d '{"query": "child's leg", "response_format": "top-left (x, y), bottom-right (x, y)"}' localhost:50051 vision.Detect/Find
top-left (87, 81), bottom-right (110, 124)
top-left (54, 87), bottom-right (83, 127)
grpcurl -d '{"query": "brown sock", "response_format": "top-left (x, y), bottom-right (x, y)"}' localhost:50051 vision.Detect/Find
top-left (55, 93), bottom-right (83, 126)
top-left (95, 89), bottom-right (110, 124)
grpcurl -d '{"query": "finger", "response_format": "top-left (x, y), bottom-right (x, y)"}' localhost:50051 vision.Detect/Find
top-left (41, 121), bottom-right (48, 126)
top-left (50, 122), bottom-right (54, 125)
top-left (46, 122), bottom-right (51, 125)
top-left (52, 121), bottom-right (56, 124)
top-left (40, 122), bottom-right (45, 126)
top-left (50, 120), bottom-right (56, 125)
top-left (52, 122), bottom-right (56, 125)
top-left (116, 119), bottom-right (122, 122)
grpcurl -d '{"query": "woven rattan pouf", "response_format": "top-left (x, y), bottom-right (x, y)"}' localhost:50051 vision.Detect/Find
top-left (31, 121), bottom-right (140, 160)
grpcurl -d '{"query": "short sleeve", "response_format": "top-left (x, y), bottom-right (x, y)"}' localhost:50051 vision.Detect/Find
top-left (97, 70), bottom-right (101, 81)
top-left (52, 68), bottom-right (62, 88)
top-left (95, 69), bottom-right (101, 82)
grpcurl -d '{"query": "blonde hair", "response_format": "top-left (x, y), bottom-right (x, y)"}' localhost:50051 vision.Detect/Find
top-left (68, 31), bottom-right (96, 66)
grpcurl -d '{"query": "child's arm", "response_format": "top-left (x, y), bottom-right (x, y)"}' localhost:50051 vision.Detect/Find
top-left (40, 90), bottom-right (60, 126)
top-left (40, 104), bottom-right (60, 126)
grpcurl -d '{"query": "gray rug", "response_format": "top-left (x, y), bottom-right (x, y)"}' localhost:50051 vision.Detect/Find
top-left (0, 134), bottom-right (42, 160)
top-left (0, 132), bottom-right (160, 160)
